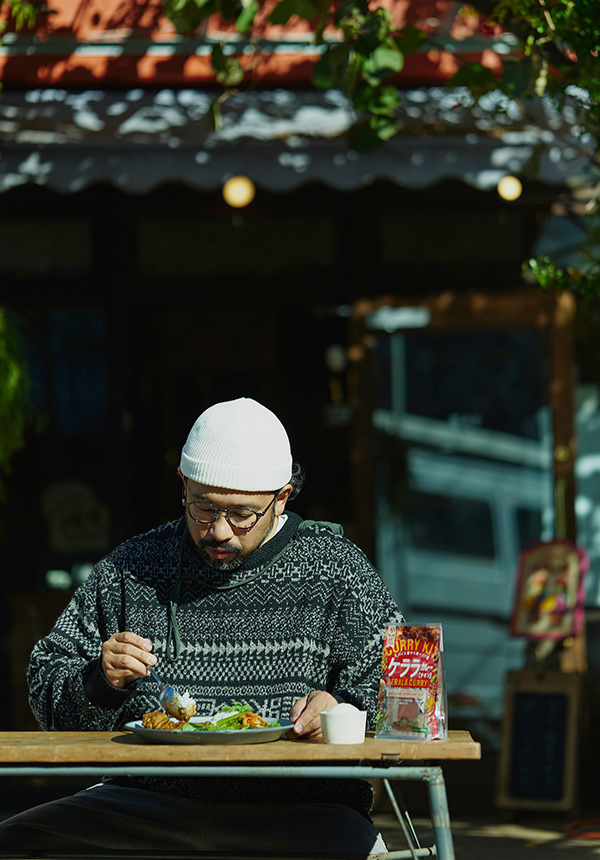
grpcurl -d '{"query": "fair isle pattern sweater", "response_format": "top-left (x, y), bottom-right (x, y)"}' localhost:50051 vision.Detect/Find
top-left (28, 512), bottom-right (404, 815)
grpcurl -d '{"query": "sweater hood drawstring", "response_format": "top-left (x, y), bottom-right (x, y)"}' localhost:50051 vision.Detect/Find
top-left (166, 532), bottom-right (187, 662)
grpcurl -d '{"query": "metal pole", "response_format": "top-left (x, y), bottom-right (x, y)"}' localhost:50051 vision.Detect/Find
top-left (426, 768), bottom-right (455, 860)
top-left (382, 778), bottom-right (421, 859)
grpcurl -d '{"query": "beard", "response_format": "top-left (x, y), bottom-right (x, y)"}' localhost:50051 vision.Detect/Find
top-left (192, 507), bottom-right (277, 571)
top-left (197, 539), bottom-right (244, 571)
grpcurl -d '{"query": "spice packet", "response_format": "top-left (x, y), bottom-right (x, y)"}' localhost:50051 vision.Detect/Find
top-left (375, 624), bottom-right (447, 741)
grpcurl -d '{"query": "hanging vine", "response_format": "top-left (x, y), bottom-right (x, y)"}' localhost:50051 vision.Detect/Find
top-left (1, 0), bottom-right (599, 291)
top-left (0, 310), bottom-right (35, 503)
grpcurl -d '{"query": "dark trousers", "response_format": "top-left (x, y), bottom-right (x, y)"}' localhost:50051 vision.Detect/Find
top-left (0, 783), bottom-right (386, 855)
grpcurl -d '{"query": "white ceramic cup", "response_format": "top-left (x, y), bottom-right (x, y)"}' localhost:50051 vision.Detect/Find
top-left (320, 704), bottom-right (367, 744)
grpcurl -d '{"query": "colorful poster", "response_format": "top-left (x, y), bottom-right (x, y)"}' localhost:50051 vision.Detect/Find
top-left (510, 541), bottom-right (589, 640)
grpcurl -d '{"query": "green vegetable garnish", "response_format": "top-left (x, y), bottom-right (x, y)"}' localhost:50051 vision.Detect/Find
top-left (180, 702), bottom-right (280, 732)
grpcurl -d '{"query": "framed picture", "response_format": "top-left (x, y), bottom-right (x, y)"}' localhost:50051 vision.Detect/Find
top-left (510, 541), bottom-right (589, 640)
top-left (496, 670), bottom-right (581, 811)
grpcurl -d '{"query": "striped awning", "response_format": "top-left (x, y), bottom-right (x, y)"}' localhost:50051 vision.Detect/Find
top-left (0, 85), bottom-right (592, 194)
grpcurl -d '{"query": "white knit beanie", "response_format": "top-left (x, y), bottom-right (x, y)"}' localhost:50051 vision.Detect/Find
top-left (179, 398), bottom-right (293, 491)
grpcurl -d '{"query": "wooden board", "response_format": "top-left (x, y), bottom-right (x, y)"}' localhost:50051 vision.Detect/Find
top-left (0, 730), bottom-right (480, 764)
top-left (496, 670), bottom-right (580, 811)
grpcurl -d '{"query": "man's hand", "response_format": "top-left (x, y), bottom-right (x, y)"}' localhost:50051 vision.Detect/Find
top-left (101, 632), bottom-right (157, 689)
top-left (288, 690), bottom-right (338, 739)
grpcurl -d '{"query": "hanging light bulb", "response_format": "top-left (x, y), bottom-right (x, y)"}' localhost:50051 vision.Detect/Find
top-left (497, 175), bottom-right (523, 201)
top-left (222, 176), bottom-right (256, 208)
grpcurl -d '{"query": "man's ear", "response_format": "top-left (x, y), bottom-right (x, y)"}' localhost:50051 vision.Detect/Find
top-left (178, 469), bottom-right (186, 502)
top-left (275, 484), bottom-right (293, 515)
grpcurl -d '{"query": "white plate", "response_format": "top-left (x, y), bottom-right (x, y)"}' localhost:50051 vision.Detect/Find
top-left (124, 716), bottom-right (293, 745)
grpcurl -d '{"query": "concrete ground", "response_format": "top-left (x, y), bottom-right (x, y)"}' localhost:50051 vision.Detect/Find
top-left (374, 811), bottom-right (600, 858)
top-left (371, 739), bottom-right (600, 859)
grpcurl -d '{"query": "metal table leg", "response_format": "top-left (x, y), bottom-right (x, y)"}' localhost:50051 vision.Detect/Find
top-left (425, 767), bottom-right (455, 860)
top-left (382, 778), bottom-right (422, 859)
top-left (0, 763), bottom-right (457, 860)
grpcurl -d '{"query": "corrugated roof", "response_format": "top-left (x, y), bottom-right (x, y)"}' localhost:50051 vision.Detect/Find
top-left (0, 86), bottom-right (591, 194)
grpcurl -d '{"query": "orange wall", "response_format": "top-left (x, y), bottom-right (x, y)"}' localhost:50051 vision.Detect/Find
top-left (0, 0), bottom-right (502, 86)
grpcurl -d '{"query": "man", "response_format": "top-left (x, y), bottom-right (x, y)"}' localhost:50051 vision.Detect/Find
top-left (0, 397), bottom-right (404, 855)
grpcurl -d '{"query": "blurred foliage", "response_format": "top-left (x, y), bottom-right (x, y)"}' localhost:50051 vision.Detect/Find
top-left (0, 0), bottom-right (47, 34)
top-left (161, 0), bottom-right (428, 151)
top-left (162, 0), bottom-right (600, 287)
top-left (154, 1), bottom-right (600, 153)
top-left (525, 255), bottom-right (600, 298)
top-left (524, 212), bottom-right (600, 297)
top-left (493, 0), bottom-right (600, 103)
top-left (488, 0), bottom-right (600, 295)
top-left (0, 310), bottom-right (34, 502)
top-left (1, 0), bottom-right (599, 291)
top-left (2, 0), bottom-right (598, 166)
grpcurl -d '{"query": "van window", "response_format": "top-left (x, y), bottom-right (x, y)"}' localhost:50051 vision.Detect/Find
top-left (408, 491), bottom-right (495, 558)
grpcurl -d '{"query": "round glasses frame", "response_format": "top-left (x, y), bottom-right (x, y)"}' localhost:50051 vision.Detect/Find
top-left (182, 488), bottom-right (279, 531)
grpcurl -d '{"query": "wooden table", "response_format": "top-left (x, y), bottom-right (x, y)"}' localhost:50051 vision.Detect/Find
top-left (0, 729), bottom-right (481, 860)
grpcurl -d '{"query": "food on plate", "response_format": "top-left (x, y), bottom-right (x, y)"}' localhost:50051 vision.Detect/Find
top-left (142, 711), bottom-right (186, 731)
top-left (141, 701), bottom-right (279, 732)
top-left (240, 711), bottom-right (269, 728)
top-left (180, 702), bottom-right (275, 732)
top-left (170, 690), bottom-right (197, 722)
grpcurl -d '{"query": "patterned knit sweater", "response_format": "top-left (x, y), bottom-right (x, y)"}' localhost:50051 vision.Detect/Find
top-left (28, 512), bottom-right (404, 815)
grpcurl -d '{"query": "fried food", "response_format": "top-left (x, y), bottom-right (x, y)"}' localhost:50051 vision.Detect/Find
top-left (240, 711), bottom-right (269, 728)
top-left (140, 702), bottom-right (276, 732)
top-left (142, 711), bottom-right (185, 731)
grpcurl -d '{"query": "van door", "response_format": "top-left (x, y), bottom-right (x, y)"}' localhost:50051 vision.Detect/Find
top-left (348, 292), bottom-right (576, 718)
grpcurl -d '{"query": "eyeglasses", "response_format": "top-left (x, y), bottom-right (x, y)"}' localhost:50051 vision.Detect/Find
top-left (182, 488), bottom-right (279, 531)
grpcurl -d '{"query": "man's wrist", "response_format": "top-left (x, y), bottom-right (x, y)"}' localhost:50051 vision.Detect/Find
top-left (83, 660), bottom-right (132, 706)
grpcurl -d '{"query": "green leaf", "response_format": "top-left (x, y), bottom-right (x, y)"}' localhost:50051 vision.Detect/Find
top-left (525, 256), bottom-right (568, 290)
top-left (211, 44), bottom-right (244, 86)
top-left (346, 113), bottom-right (397, 152)
top-left (362, 42), bottom-right (403, 85)
top-left (211, 43), bottom-right (227, 75)
top-left (352, 82), bottom-right (399, 116)
top-left (312, 52), bottom-right (335, 89)
top-left (0, 310), bottom-right (38, 503)
top-left (312, 43), bottom-right (349, 89)
top-left (500, 57), bottom-right (536, 98)
top-left (353, 6), bottom-right (392, 53)
top-left (368, 85), bottom-right (400, 115)
top-left (346, 119), bottom-right (382, 153)
top-left (163, 0), bottom-right (214, 33)
top-left (222, 59), bottom-right (245, 87)
top-left (207, 98), bottom-right (223, 132)
top-left (394, 24), bottom-right (427, 56)
top-left (448, 62), bottom-right (498, 99)
top-left (235, 0), bottom-right (259, 33)
top-left (219, 0), bottom-right (238, 18)
top-left (351, 82), bottom-right (377, 114)
top-left (368, 113), bottom-right (398, 140)
top-left (268, 0), bottom-right (319, 25)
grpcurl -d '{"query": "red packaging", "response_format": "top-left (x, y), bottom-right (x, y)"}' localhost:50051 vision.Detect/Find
top-left (375, 624), bottom-right (447, 741)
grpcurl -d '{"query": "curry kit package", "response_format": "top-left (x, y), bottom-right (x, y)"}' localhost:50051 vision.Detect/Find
top-left (375, 624), bottom-right (447, 741)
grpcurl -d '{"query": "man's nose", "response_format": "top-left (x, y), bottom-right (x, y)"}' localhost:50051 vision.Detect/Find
top-left (210, 512), bottom-right (235, 539)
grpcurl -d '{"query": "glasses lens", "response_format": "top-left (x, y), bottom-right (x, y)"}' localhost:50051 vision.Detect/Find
top-left (187, 502), bottom-right (258, 529)
top-left (189, 502), bottom-right (218, 523)
top-left (227, 509), bottom-right (258, 529)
